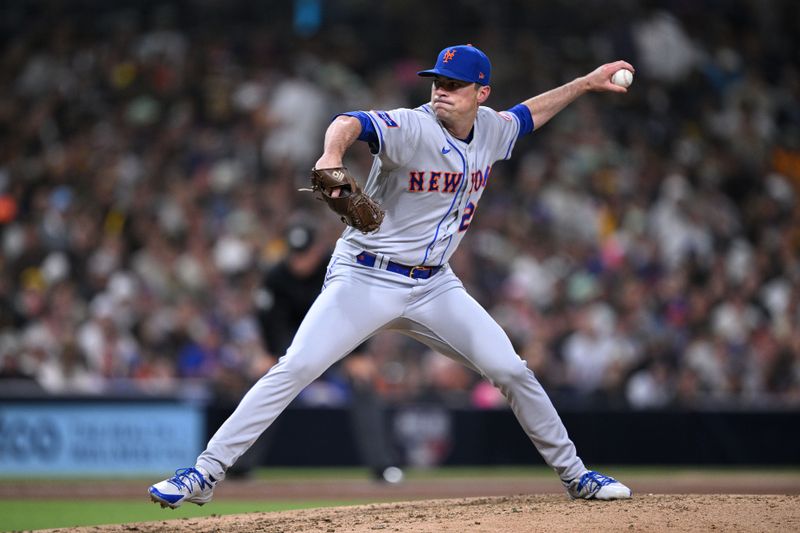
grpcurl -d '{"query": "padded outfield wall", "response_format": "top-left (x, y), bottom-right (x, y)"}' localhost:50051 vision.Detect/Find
top-left (2, 396), bottom-right (798, 477)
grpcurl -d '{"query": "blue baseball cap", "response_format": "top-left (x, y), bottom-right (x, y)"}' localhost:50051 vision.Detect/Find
top-left (418, 44), bottom-right (491, 86)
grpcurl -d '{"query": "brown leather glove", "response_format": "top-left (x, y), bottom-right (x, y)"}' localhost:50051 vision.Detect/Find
top-left (303, 167), bottom-right (384, 233)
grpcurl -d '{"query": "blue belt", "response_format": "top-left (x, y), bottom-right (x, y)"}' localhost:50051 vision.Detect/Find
top-left (356, 252), bottom-right (443, 279)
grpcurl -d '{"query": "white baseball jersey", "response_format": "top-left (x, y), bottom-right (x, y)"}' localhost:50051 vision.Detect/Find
top-left (343, 104), bottom-right (521, 266)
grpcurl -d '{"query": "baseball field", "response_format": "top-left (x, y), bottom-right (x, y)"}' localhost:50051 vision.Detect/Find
top-left (2, 467), bottom-right (799, 532)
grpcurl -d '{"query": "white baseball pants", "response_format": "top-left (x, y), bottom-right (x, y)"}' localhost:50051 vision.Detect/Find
top-left (197, 239), bottom-right (586, 482)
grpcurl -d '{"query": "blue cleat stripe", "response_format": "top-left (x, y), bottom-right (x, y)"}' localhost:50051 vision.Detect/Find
top-left (149, 486), bottom-right (184, 504)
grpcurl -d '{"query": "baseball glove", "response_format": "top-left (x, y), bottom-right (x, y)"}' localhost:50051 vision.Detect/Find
top-left (302, 167), bottom-right (384, 233)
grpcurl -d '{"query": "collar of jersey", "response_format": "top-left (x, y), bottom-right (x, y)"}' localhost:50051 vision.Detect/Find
top-left (419, 104), bottom-right (475, 144)
top-left (457, 127), bottom-right (474, 144)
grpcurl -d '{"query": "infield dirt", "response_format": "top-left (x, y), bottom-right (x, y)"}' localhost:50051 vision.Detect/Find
top-left (21, 471), bottom-right (800, 533)
top-left (37, 493), bottom-right (800, 533)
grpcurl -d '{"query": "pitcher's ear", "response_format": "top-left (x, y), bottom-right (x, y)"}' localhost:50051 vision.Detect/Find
top-left (477, 85), bottom-right (491, 104)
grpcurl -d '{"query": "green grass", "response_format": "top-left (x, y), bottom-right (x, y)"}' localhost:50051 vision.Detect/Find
top-left (250, 465), bottom-right (561, 480)
top-left (4, 465), bottom-right (797, 485)
top-left (0, 499), bottom-right (372, 532)
top-left (248, 465), bottom-right (800, 480)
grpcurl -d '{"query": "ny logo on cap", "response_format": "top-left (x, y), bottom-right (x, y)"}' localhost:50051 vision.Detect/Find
top-left (443, 49), bottom-right (456, 63)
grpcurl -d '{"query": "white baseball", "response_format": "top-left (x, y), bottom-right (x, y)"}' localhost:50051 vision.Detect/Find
top-left (611, 68), bottom-right (633, 88)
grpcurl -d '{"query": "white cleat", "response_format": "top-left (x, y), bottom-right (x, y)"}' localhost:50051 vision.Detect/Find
top-left (148, 466), bottom-right (217, 509)
top-left (566, 470), bottom-right (632, 500)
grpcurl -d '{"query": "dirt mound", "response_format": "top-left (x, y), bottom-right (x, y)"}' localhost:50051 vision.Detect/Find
top-left (41, 494), bottom-right (800, 533)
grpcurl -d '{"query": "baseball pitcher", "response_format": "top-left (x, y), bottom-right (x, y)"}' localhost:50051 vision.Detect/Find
top-left (149, 44), bottom-right (635, 508)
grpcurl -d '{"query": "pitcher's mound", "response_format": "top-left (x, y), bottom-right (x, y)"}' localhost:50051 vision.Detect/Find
top-left (44, 493), bottom-right (799, 533)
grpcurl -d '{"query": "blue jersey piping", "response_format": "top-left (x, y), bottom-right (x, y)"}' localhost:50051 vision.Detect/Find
top-left (421, 138), bottom-right (467, 265)
top-left (504, 114), bottom-right (520, 159)
top-left (437, 234), bottom-right (454, 266)
top-left (504, 137), bottom-right (515, 160)
top-left (365, 112), bottom-right (384, 155)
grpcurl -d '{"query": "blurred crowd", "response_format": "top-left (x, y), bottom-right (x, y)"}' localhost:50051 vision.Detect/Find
top-left (1, 0), bottom-right (799, 410)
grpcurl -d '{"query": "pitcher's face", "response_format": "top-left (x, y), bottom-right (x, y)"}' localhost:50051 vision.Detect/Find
top-left (430, 76), bottom-right (489, 124)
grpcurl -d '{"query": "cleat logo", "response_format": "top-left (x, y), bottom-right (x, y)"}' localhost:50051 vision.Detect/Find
top-left (442, 49), bottom-right (456, 63)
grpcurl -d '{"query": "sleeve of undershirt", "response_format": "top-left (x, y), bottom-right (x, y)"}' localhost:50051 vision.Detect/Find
top-left (505, 104), bottom-right (534, 137)
top-left (339, 111), bottom-right (379, 151)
